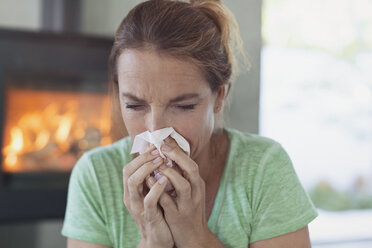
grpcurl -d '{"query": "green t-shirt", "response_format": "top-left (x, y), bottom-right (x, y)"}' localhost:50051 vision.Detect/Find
top-left (61, 128), bottom-right (317, 247)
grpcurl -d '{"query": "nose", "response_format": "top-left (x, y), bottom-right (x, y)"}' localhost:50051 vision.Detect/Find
top-left (147, 108), bottom-right (167, 132)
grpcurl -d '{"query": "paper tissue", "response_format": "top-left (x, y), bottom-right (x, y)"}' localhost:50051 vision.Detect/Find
top-left (130, 127), bottom-right (190, 193)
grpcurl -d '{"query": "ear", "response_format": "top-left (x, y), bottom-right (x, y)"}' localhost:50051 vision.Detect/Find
top-left (214, 83), bottom-right (230, 113)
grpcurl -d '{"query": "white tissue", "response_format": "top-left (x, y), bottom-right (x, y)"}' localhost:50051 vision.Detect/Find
top-left (130, 127), bottom-right (190, 192)
top-left (131, 127), bottom-right (190, 160)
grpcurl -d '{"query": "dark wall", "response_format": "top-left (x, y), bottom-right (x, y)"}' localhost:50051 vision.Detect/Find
top-left (0, 220), bottom-right (65, 248)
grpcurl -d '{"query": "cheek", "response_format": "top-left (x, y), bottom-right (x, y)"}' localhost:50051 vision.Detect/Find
top-left (120, 109), bottom-right (147, 140)
top-left (172, 105), bottom-right (215, 156)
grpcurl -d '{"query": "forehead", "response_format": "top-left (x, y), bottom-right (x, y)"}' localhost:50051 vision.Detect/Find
top-left (117, 49), bottom-right (209, 93)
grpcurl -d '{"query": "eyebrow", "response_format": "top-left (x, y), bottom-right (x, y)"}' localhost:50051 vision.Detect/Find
top-left (121, 92), bottom-right (200, 103)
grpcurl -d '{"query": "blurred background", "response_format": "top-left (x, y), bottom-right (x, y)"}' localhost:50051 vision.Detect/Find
top-left (0, 0), bottom-right (371, 247)
top-left (261, 0), bottom-right (372, 247)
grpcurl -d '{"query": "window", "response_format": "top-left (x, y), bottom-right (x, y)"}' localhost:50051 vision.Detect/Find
top-left (261, 0), bottom-right (372, 246)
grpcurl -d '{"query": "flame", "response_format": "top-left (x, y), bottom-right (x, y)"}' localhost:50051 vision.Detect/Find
top-left (9, 127), bottom-right (24, 153)
top-left (2, 96), bottom-right (112, 172)
top-left (2, 127), bottom-right (24, 170)
top-left (55, 116), bottom-right (72, 144)
top-left (35, 130), bottom-right (50, 150)
top-left (5, 153), bottom-right (17, 167)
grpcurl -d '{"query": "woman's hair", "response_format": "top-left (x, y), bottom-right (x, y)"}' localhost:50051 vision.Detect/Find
top-left (108, 0), bottom-right (247, 136)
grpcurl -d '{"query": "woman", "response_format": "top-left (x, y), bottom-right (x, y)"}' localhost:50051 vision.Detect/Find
top-left (62, 0), bottom-right (317, 247)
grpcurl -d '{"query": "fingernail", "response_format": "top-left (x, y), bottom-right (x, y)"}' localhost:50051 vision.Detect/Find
top-left (158, 176), bottom-right (167, 185)
top-left (148, 177), bottom-right (156, 185)
top-left (153, 157), bottom-right (162, 164)
top-left (160, 165), bottom-right (167, 170)
top-left (162, 145), bottom-right (171, 152)
top-left (151, 149), bottom-right (159, 155)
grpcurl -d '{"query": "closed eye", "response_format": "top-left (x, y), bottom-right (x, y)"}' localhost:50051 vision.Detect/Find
top-left (125, 104), bottom-right (146, 110)
top-left (125, 103), bottom-right (197, 111)
top-left (175, 104), bottom-right (197, 110)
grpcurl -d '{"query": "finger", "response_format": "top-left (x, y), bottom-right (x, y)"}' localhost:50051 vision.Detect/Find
top-left (161, 139), bottom-right (202, 198)
top-left (159, 166), bottom-right (191, 208)
top-left (158, 190), bottom-right (177, 214)
top-left (127, 157), bottom-right (164, 202)
top-left (124, 145), bottom-right (159, 178)
top-left (145, 175), bottom-right (153, 189)
top-left (123, 146), bottom-right (159, 198)
top-left (162, 138), bottom-right (199, 181)
top-left (143, 175), bottom-right (169, 218)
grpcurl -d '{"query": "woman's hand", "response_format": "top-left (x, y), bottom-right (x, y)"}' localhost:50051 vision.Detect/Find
top-left (123, 145), bottom-right (174, 248)
top-left (156, 138), bottom-right (221, 248)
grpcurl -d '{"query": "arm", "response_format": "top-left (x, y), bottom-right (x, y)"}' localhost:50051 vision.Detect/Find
top-left (250, 226), bottom-right (311, 248)
top-left (67, 238), bottom-right (111, 248)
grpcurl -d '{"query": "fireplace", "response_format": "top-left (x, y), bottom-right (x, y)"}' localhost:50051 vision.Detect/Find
top-left (3, 85), bottom-right (112, 174)
top-left (0, 28), bottom-right (123, 221)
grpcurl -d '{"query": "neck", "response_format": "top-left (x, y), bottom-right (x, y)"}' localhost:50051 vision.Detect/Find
top-left (194, 128), bottom-right (226, 184)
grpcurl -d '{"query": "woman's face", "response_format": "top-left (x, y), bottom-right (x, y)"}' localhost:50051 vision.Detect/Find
top-left (117, 49), bottom-right (222, 159)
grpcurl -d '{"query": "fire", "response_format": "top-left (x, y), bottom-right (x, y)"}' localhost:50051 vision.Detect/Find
top-left (2, 94), bottom-right (112, 173)
top-left (55, 116), bottom-right (73, 151)
top-left (2, 127), bottom-right (24, 169)
top-left (35, 130), bottom-right (50, 151)
top-left (9, 127), bottom-right (24, 153)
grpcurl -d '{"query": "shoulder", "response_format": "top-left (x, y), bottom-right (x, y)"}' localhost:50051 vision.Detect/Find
top-left (224, 128), bottom-right (293, 186)
top-left (225, 127), bottom-right (285, 163)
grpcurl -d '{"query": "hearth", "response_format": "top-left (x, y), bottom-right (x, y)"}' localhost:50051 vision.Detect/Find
top-left (0, 28), bottom-right (119, 221)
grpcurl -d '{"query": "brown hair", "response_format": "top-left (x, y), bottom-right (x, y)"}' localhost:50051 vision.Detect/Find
top-left (108, 0), bottom-right (246, 137)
